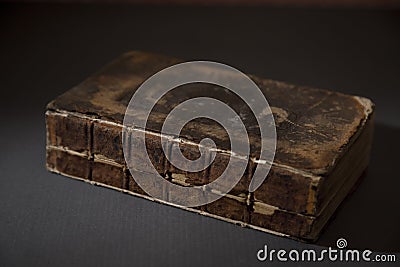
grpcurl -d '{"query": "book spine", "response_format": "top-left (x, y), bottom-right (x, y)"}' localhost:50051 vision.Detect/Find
top-left (45, 109), bottom-right (324, 240)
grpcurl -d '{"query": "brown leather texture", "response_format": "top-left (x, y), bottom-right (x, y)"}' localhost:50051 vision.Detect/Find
top-left (46, 51), bottom-right (374, 241)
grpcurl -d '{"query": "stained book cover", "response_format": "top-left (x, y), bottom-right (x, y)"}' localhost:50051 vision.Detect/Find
top-left (45, 51), bottom-right (374, 241)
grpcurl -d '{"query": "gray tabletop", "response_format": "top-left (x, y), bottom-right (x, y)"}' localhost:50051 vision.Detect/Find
top-left (0, 3), bottom-right (399, 266)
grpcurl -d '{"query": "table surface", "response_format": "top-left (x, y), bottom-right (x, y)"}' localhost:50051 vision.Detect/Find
top-left (0, 3), bottom-right (399, 266)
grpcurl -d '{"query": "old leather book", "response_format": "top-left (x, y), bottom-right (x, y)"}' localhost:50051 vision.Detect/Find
top-left (46, 51), bottom-right (374, 241)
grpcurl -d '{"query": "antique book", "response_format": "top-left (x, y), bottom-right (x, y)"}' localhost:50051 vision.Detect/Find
top-left (46, 51), bottom-right (374, 241)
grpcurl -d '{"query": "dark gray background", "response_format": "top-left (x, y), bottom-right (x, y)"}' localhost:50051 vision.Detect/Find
top-left (0, 3), bottom-right (399, 266)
